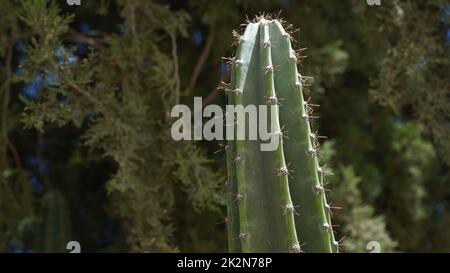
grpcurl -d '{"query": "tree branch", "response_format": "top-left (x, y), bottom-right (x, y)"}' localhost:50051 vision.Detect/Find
top-left (1, 39), bottom-right (23, 170)
top-left (1, 41), bottom-right (13, 145)
top-left (68, 82), bottom-right (108, 113)
top-left (187, 25), bottom-right (215, 96)
top-left (62, 28), bottom-right (107, 49)
top-left (170, 32), bottom-right (181, 105)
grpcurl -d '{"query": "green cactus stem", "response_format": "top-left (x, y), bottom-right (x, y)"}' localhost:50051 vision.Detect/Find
top-left (225, 16), bottom-right (337, 253)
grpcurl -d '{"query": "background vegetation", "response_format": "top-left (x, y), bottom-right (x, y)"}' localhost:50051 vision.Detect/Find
top-left (0, 0), bottom-right (448, 252)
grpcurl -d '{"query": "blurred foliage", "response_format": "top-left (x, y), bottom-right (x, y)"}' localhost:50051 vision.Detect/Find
top-left (368, 0), bottom-right (450, 165)
top-left (319, 141), bottom-right (397, 252)
top-left (0, 0), bottom-right (448, 252)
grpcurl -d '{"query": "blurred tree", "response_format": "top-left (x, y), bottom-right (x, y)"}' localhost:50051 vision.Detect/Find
top-left (321, 141), bottom-right (397, 252)
top-left (367, 0), bottom-right (450, 165)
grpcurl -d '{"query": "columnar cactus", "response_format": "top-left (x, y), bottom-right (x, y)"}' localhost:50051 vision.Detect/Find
top-left (225, 16), bottom-right (337, 253)
top-left (35, 190), bottom-right (72, 253)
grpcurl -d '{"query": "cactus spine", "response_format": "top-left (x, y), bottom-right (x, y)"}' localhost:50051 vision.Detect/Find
top-left (35, 190), bottom-right (72, 253)
top-left (225, 17), bottom-right (337, 253)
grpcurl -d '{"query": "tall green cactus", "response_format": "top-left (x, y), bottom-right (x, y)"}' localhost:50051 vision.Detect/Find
top-left (35, 190), bottom-right (72, 253)
top-left (225, 17), bottom-right (338, 253)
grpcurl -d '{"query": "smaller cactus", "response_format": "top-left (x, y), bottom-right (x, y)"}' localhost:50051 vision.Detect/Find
top-left (35, 190), bottom-right (72, 253)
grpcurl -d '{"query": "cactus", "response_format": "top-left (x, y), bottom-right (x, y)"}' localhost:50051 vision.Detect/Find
top-left (225, 16), bottom-right (337, 253)
top-left (35, 190), bottom-right (72, 253)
